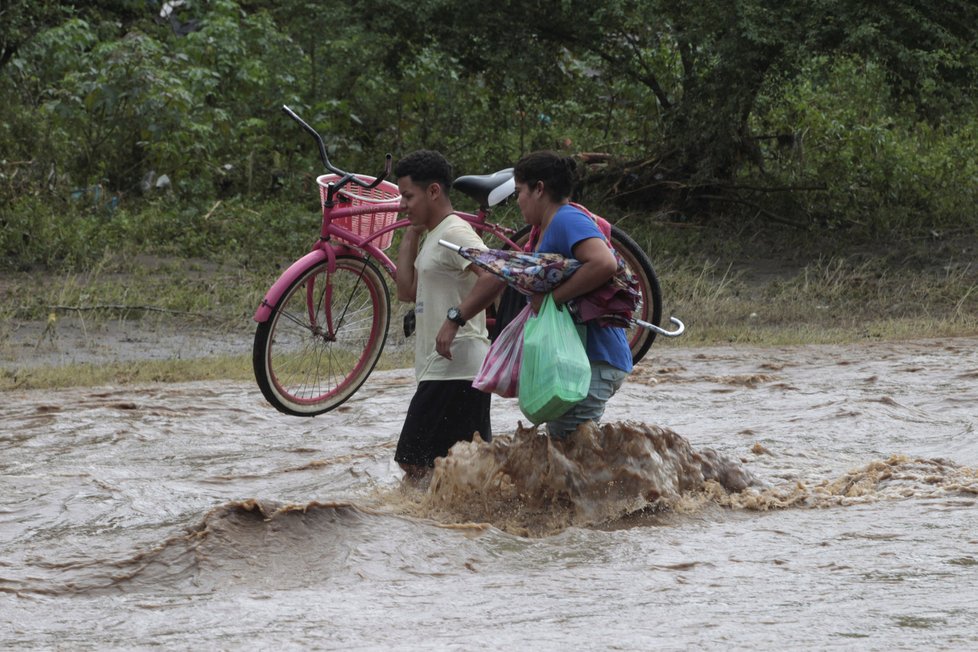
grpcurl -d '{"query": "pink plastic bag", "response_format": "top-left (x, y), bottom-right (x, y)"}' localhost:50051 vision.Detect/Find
top-left (473, 304), bottom-right (532, 398)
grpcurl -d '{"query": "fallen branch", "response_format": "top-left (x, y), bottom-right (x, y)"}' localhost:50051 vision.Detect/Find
top-left (697, 194), bottom-right (810, 230)
top-left (203, 200), bottom-right (222, 221)
top-left (714, 182), bottom-right (828, 193)
top-left (47, 304), bottom-right (216, 320)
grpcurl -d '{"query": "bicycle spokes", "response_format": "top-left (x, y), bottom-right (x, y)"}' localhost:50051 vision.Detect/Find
top-left (303, 276), bottom-right (333, 341)
top-left (296, 259), bottom-right (374, 342)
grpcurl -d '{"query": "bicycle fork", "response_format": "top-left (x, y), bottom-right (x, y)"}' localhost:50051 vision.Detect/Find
top-left (255, 244), bottom-right (374, 342)
top-left (254, 245), bottom-right (338, 324)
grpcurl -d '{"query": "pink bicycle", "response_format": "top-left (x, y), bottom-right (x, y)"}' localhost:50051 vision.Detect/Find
top-left (253, 106), bottom-right (665, 416)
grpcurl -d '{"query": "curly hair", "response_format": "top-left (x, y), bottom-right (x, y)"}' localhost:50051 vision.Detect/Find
top-left (393, 149), bottom-right (453, 192)
top-left (513, 150), bottom-right (577, 202)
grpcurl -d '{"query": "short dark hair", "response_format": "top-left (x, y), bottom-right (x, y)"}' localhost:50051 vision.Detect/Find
top-left (394, 150), bottom-right (453, 192)
top-left (513, 150), bottom-right (577, 202)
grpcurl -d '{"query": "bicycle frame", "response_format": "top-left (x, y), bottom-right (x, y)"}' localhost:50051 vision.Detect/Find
top-left (256, 104), bottom-right (524, 324)
top-left (253, 200), bottom-right (522, 324)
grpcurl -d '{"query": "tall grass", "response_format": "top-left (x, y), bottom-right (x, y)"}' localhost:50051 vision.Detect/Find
top-left (2, 194), bottom-right (977, 389)
top-left (658, 256), bottom-right (978, 345)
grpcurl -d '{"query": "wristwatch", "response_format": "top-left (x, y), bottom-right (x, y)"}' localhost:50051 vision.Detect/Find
top-left (446, 306), bottom-right (466, 326)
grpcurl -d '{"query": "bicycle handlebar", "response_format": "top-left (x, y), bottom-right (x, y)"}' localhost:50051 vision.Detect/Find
top-left (281, 105), bottom-right (392, 193)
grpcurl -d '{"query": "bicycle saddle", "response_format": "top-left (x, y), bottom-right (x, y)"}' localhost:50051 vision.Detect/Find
top-left (453, 168), bottom-right (514, 208)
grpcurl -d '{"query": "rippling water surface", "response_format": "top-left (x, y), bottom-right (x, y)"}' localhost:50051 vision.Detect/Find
top-left (2, 338), bottom-right (977, 650)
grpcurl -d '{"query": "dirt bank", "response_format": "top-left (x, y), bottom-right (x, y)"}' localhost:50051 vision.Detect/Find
top-left (1, 314), bottom-right (255, 370)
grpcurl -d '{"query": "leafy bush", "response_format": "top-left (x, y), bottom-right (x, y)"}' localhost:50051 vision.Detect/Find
top-left (748, 56), bottom-right (978, 236)
top-left (1, 1), bottom-right (305, 203)
top-left (2, 2), bottom-right (977, 273)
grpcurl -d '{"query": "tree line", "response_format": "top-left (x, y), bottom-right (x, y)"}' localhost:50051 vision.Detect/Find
top-left (2, 0), bottom-right (977, 261)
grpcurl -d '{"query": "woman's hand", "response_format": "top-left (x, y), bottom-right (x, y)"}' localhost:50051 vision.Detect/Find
top-left (549, 237), bottom-right (617, 306)
top-left (529, 293), bottom-right (545, 314)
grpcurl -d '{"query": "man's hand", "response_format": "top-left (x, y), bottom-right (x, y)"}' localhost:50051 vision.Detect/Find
top-left (395, 226), bottom-right (426, 303)
top-left (435, 320), bottom-right (460, 359)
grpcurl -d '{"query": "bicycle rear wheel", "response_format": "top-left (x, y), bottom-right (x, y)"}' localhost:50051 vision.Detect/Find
top-left (253, 254), bottom-right (390, 416)
top-left (609, 225), bottom-right (662, 363)
top-left (503, 225), bottom-right (662, 364)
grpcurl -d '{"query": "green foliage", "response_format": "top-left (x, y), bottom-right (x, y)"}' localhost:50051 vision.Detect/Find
top-left (748, 56), bottom-right (978, 235)
top-left (1, 0), bottom-right (305, 200)
top-left (0, 194), bottom-right (317, 272)
top-left (0, 0), bottom-right (68, 68)
top-left (1, 0), bottom-right (977, 274)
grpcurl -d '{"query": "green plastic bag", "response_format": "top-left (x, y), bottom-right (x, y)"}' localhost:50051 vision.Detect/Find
top-left (518, 294), bottom-right (592, 424)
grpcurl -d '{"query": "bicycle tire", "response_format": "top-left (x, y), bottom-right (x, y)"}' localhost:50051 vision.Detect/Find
top-left (608, 225), bottom-right (662, 363)
top-left (253, 254), bottom-right (391, 416)
top-left (504, 224), bottom-right (662, 364)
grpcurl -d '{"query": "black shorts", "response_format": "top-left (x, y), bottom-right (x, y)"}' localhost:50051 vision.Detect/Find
top-left (394, 380), bottom-right (492, 468)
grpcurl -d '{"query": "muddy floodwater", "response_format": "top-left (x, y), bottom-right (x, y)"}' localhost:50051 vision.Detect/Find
top-left (2, 337), bottom-right (977, 650)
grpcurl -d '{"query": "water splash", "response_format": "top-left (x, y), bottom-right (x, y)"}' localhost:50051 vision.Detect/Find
top-left (417, 420), bottom-right (757, 536)
top-left (717, 455), bottom-right (978, 511)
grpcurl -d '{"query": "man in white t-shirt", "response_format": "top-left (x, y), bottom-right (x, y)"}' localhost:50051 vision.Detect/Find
top-left (393, 150), bottom-right (505, 480)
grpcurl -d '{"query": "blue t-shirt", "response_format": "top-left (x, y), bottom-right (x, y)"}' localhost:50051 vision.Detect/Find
top-left (536, 204), bottom-right (633, 373)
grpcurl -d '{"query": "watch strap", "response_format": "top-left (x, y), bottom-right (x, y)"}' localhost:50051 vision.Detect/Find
top-left (447, 306), bottom-right (466, 326)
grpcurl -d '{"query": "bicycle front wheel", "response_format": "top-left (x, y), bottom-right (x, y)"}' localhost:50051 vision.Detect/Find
top-left (253, 255), bottom-right (391, 416)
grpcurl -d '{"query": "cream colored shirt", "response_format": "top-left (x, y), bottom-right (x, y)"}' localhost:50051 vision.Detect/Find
top-left (413, 214), bottom-right (490, 381)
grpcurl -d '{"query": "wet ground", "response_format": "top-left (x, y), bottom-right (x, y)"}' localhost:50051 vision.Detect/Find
top-left (2, 333), bottom-right (977, 649)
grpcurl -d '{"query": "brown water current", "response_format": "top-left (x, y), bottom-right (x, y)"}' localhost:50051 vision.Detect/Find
top-left (416, 421), bottom-right (756, 537)
top-left (1, 337), bottom-right (977, 649)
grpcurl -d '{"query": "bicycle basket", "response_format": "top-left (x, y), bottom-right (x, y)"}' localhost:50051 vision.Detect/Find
top-left (317, 174), bottom-right (401, 250)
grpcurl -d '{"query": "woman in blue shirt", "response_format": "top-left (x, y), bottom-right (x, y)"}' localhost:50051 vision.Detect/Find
top-left (513, 151), bottom-right (633, 438)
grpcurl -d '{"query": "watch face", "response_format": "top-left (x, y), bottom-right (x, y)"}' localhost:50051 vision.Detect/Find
top-left (447, 307), bottom-right (464, 324)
